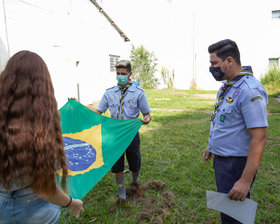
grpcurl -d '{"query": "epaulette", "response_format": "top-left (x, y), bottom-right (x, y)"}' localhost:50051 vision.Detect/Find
top-left (135, 85), bottom-right (144, 92)
top-left (243, 76), bottom-right (261, 89)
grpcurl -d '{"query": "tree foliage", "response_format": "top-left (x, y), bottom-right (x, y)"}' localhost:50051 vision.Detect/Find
top-left (130, 45), bottom-right (159, 89)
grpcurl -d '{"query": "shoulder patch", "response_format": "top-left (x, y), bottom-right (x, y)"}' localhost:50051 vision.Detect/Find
top-left (250, 96), bottom-right (263, 102)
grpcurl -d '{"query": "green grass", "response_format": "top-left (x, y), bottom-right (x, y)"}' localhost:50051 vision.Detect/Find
top-left (59, 89), bottom-right (280, 224)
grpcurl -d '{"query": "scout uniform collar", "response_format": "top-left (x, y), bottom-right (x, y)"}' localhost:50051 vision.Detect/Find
top-left (113, 82), bottom-right (135, 92)
top-left (210, 69), bottom-right (253, 122)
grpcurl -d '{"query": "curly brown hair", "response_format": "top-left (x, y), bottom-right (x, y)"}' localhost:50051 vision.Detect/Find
top-left (0, 51), bottom-right (68, 195)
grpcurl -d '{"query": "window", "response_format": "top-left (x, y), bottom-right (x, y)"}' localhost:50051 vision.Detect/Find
top-left (272, 10), bottom-right (280, 19)
top-left (269, 58), bottom-right (279, 65)
top-left (109, 54), bottom-right (120, 72)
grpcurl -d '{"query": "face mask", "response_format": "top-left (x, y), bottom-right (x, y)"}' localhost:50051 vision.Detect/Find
top-left (116, 75), bottom-right (129, 85)
top-left (209, 67), bottom-right (225, 81)
top-left (209, 60), bottom-right (229, 81)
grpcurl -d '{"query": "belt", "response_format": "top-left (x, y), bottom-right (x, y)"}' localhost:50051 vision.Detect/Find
top-left (214, 155), bottom-right (247, 159)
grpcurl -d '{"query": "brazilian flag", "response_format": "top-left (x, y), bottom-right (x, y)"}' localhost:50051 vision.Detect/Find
top-left (57, 99), bottom-right (143, 199)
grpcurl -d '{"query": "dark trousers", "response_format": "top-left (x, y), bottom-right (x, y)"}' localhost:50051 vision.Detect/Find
top-left (213, 156), bottom-right (255, 224)
top-left (111, 132), bottom-right (141, 173)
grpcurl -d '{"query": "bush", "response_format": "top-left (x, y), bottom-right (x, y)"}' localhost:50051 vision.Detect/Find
top-left (161, 67), bottom-right (175, 89)
top-left (261, 63), bottom-right (280, 90)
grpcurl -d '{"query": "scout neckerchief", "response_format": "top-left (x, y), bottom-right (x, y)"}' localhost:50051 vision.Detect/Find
top-left (210, 69), bottom-right (253, 122)
top-left (116, 82), bottom-right (132, 120)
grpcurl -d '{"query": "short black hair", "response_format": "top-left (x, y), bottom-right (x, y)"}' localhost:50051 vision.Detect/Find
top-left (115, 60), bottom-right (131, 73)
top-left (208, 39), bottom-right (241, 65)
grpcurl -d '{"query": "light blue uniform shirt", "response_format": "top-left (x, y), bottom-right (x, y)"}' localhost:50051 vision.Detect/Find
top-left (208, 75), bottom-right (268, 157)
top-left (96, 84), bottom-right (151, 120)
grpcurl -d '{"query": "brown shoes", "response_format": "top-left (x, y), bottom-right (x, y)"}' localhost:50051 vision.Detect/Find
top-left (130, 182), bottom-right (143, 197)
top-left (110, 198), bottom-right (126, 212)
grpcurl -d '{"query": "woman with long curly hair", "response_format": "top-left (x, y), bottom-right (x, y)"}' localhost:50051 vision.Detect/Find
top-left (0, 51), bottom-right (84, 223)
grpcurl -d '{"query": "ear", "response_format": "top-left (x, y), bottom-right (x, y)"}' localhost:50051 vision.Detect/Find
top-left (226, 56), bottom-right (234, 67)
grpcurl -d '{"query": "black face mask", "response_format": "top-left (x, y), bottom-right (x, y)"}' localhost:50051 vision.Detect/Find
top-left (209, 66), bottom-right (225, 81)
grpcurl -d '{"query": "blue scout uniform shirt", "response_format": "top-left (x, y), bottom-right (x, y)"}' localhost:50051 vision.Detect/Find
top-left (208, 75), bottom-right (268, 157)
top-left (96, 84), bottom-right (151, 119)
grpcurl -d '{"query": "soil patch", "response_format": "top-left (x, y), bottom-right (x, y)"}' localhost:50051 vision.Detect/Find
top-left (154, 98), bottom-right (171, 101)
top-left (125, 180), bottom-right (176, 223)
top-left (267, 136), bottom-right (280, 146)
top-left (194, 94), bottom-right (216, 99)
top-left (151, 108), bottom-right (212, 113)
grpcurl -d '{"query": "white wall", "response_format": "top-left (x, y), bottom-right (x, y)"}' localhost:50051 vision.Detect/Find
top-left (0, 0), bottom-right (130, 108)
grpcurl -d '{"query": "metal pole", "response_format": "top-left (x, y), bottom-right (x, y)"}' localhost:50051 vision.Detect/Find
top-left (2, 0), bottom-right (10, 56)
top-left (77, 83), bottom-right (80, 102)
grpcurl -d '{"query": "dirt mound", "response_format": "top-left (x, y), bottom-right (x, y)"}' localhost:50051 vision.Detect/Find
top-left (136, 211), bottom-right (152, 221)
top-left (146, 180), bottom-right (166, 190)
top-left (126, 180), bottom-right (176, 223)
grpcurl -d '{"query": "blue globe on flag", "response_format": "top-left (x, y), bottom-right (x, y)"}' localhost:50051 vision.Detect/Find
top-left (63, 137), bottom-right (97, 171)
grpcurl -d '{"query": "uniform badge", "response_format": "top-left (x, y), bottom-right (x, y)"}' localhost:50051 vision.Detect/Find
top-left (250, 96), bottom-right (263, 102)
top-left (226, 97), bottom-right (234, 103)
top-left (220, 114), bottom-right (226, 122)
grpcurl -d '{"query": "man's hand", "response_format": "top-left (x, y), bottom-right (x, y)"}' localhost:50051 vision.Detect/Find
top-left (228, 179), bottom-right (251, 201)
top-left (203, 146), bottom-right (213, 161)
top-left (141, 113), bottom-right (152, 125)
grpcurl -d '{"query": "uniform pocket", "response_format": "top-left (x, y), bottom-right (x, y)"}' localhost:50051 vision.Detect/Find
top-left (109, 103), bottom-right (118, 117)
top-left (124, 100), bottom-right (138, 117)
top-left (217, 106), bottom-right (233, 127)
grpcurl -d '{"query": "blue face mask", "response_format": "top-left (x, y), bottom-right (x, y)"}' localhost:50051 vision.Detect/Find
top-left (116, 75), bottom-right (129, 86)
top-left (209, 66), bottom-right (225, 81)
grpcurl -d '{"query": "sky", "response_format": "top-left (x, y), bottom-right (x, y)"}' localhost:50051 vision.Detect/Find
top-left (97, 0), bottom-right (280, 90)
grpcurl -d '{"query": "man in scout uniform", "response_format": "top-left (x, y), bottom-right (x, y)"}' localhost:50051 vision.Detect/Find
top-left (95, 60), bottom-right (151, 212)
top-left (203, 39), bottom-right (268, 223)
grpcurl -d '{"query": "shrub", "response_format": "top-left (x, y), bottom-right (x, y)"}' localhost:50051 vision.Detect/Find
top-left (261, 63), bottom-right (280, 90)
top-left (161, 67), bottom-right (175, 89)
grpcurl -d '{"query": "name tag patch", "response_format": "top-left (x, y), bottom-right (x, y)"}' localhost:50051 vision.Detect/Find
top-left (250, 96), bottom-right (263, 102)
top-left (220, 114), bottom-right (226, 122)
top-left (232, 88), bottom-right (241, 99)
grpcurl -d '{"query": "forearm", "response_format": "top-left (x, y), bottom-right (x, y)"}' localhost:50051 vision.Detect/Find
top-left (38, 185), bottom-right (71, 207)
top-left (239, 134), bottom-right (266, 184)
